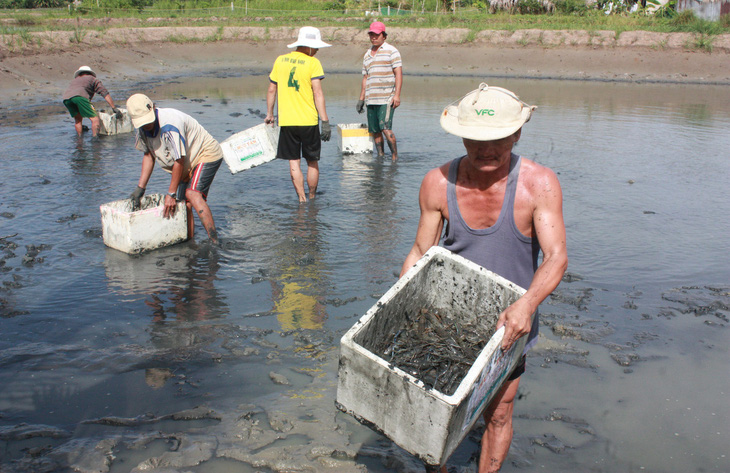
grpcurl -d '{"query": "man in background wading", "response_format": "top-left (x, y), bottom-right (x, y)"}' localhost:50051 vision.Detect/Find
top-left (357, 21), bottom-right (402, 161)
top-left (400, 83), bottom-right (567, 473)
top-left (265, 26), bottom-right (332, 203)
top-left (62, 65), bottom-right (122, 138)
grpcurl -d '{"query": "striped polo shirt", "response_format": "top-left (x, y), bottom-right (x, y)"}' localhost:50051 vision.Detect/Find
top-left (362, 42), bottom-right (402, 106)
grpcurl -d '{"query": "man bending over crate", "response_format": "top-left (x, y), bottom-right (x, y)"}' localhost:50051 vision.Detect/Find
top-left (126, 93), bottom-right (224, 245)
top-left (400, 83), bottom-right (568, 473)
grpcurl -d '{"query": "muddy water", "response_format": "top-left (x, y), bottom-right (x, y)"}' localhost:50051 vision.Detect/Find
top-left (1, 74), bottom-right (728, 473)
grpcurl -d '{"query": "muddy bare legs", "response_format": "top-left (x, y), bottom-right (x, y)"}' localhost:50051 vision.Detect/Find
top-left (90, 116), bottom-right (101, 137)
top-left (73, 115), bottom-right (84, 136)
top-left (186, 190), bottom-right (218, 244)
top-left (374, 131), bottom-right (397, 160)
top-left (306, 159), bottom-right (319, 200)
top-left (289, 159), bottom-right (307, 203)
top-left (384, 129), bottom-right (397, 161)
top-left (374, 132), bottom-right (386, 157)
top-left (478, 378), bottom-right (519, 473)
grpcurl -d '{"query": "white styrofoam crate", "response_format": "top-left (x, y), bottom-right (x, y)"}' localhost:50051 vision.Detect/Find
top-left (337, 123), bottom-right (373, 155)
top-left (100, 194), bottom-right (188, 254)
top-left (220, 123), bottom-right (279, 174)
top-left (336, 246), bottom-right (527, 466)
top-left (98, 108), bottom-right (134, 135)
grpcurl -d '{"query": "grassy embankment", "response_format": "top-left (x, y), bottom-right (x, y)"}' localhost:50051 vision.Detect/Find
top-left (1, 0), bottom-right (729, 51)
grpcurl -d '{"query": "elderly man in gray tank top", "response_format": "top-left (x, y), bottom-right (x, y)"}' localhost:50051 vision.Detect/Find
top-left (400, 83), bottom-right (568, 473)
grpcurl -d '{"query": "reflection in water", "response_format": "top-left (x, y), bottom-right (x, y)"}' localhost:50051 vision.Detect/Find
top-left (69, 134), bottom-right (104, 177)
top-left (271, 204), bottom-right (328, 330)
top-left (142, 243), bottom-right (225, 323)
top-left (105, 242), bottom-right (228, 389)
top-left (1, 75), bottom-right (729, 473)
top-left (340, 153), bottom-right (401, 284)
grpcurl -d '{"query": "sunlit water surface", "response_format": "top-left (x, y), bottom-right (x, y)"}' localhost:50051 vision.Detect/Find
top-left (1, 75), bottom-right (728, 473)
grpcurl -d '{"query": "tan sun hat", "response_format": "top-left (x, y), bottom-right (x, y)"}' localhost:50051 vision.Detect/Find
top-left (287, 26), bottom-right (331, 49)
top-left (126, 93), bottom-right (156, 128)
top-left (440, 83), bottom-right (537, 141)
top-left (74, 66), bottom-right (96, 78)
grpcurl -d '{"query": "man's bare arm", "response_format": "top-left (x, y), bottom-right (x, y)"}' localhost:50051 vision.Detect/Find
top-left (264, 81), bottom-right (277, 124)
top-left (359, 74), bottom-right (367, 101)
top-left (311, 78), bottom-right (329, 122)
top-left (400, 167), bottom-right (447, 277)
top-left (498, 168), bottom-right (568, 350)
top-left (391, 66), bottom-right (402, 108)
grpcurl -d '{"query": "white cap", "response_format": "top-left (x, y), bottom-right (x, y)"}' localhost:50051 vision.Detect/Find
top-left (126, 93), bottom-right (156, 128)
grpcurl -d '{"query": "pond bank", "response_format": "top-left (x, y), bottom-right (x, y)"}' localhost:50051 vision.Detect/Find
top-left (1, 25), bottom-right (730, 117)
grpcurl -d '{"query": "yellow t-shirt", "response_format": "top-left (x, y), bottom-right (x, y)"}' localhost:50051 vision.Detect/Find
top-left (269, 51), bottom-right (325, 127)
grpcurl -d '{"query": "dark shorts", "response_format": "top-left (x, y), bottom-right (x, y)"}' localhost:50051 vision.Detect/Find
top-left (508, 355), bottom-right (526, 381)
top-left (63, 96), bottom-right (97, 118)
top-left (175, 158), bottom-right (222, 200)
top-left (367, 103), bottom-right (394, 134)
top-left (277, 125), bottom-right (321, 161)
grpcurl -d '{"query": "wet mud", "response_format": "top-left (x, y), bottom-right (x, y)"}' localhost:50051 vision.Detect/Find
top-left (1, 75), bottom-right (729, 473)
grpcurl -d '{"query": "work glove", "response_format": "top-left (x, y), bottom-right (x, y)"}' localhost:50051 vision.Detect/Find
top-left (320, 120), bottom-right (331, 142)
top-left (112, 107), bottom-right (123, 119)
top-left (356, 99), bottom-right (365, 114)
top-left (129, 186), bottom-right (145, 211)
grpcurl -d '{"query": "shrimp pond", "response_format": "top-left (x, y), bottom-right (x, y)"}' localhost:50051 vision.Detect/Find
top-left (0, 74), bottom-right (728, 473)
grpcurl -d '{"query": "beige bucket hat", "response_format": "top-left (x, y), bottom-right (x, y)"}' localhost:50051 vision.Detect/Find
top-left (74, 66), bottom-right (96, 78)
top-left (440, 83), bottom-right (537, 141)
top-left (287, 26), bottom-right (331, 49)
top-left (126, 93), bottom-right (156, 128)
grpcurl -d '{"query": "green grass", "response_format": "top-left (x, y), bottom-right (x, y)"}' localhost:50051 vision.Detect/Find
top-left (0, 0), bottom-right (728, 37)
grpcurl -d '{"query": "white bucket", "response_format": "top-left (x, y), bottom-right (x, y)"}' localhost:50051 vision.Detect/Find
top-left (337, 123), bottom-right (374, 155)
top-left (336, 246), bottom-right (527, 466)
top-left (220, 123), bottom-right (279, 174)
top-left (98, 108), bottom-right (134, 135)
top-left (100, 194), bottom-right (188, 254)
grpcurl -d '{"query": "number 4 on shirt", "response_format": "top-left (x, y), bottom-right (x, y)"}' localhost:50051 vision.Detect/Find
top-left (288, 67), bottom-right (300, 92)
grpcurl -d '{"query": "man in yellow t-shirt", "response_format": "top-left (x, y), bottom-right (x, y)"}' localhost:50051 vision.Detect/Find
top-left (265, 26), bottom-right (332, 203)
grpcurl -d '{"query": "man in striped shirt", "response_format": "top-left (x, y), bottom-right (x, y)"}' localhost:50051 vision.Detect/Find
top-left (357, 21), bottom-right (402, 161)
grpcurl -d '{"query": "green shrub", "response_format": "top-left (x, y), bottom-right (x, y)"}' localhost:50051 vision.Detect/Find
top-left (515, 0), bottom-right (548, 14)
top-left (646, 0), bottom-right (676, 18)
top-left (670, 8), bottom-right (695, 25)
top-left (12, 14), bottom-right (37, 25)
top-left (554, 0), bottom-right (589, 14)
top-left (720, 13), bottom-right (730, 28)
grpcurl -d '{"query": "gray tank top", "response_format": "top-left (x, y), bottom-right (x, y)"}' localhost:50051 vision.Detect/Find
top-left (442, 153), bottom-right (541, 349)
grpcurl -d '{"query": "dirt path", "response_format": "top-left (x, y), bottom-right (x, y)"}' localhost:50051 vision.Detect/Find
top-left (1, 26), bottom-right (729, 114)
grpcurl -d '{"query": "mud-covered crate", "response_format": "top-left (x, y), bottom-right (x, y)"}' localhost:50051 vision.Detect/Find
top-left (220, 123), bottom-right (279, 174)
top-left (336, 246), bottom-right (527, 466)
top-left (100, 194), bottom-right (187, 254)
top-left (337, 123), bottom-right (373, 155)
top-left (98, 108), bottom-right (134, 135)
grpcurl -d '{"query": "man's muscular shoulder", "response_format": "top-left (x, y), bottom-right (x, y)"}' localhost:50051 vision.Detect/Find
top-left (419, 161), bottom-right (451, 211)
top-left (518, 157), bottom-right (562, 206)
